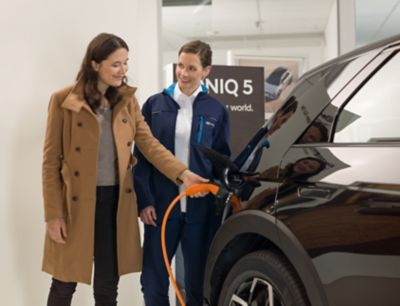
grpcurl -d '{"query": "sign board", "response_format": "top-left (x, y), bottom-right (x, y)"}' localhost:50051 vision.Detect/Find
top-left (205, 65), bottom-right (265, 158)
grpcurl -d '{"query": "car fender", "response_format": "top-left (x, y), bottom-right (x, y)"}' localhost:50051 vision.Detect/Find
top-left (204, 210), bottom-right (329, 306)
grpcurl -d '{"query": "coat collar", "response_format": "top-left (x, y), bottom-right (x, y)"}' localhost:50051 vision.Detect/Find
top-left (61, 79), bottom-right (137, 113)
top-left (163, 82), bottom-right (208, 98)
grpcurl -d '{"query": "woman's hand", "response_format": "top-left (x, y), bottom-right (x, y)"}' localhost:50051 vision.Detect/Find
top-left (179, 169), bottom-right (209, 197)
top-left (46, 217), bottom-right (67, 244)
top-left (140, 206), bottom-right (157, 227)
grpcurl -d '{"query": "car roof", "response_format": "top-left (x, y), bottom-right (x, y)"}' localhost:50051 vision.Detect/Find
top-left (302, 33), bottom-right (400, 80)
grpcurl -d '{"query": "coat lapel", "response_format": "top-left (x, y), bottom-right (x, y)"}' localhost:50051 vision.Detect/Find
top-left (61, 80), bottom-right (95, 115)
top-left (61, 81), bottom-right (137, 117)
top-left (112, 85), bottom-right (137, 117)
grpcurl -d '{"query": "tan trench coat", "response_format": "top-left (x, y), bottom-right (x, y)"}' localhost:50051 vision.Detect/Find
top-left (42, 81), bottom-right (186, 284)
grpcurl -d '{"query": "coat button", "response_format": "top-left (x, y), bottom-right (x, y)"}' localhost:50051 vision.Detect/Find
top-left (77, 122), bottom-right (83, 127)
top-left (72, 196), bottom-right (78, 202)
top-left (127, 141), bottom-right (132, 147)
top-left (126, 188), bottom-right (133, 193)
top-left (122, 118), bottom-right (128, 123)
top-left (75, 146), bottom-right (81, 152)
top-left (74, 171), bottom-right (80, 177)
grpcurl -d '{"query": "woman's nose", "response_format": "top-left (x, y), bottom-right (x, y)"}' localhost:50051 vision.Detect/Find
top-left (181, 68), bottom-right (189, 77)
top-left (121, 65), bottom-right (128, 74)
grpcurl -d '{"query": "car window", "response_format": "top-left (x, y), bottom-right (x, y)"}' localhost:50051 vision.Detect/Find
top-left (236, 51), bottom-right (379, 174)
top-left (334, 52), bottom-right (400, 143)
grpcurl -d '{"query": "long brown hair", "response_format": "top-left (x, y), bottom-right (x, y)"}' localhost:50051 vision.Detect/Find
top-left (76, 33), bottom-right (129, 111)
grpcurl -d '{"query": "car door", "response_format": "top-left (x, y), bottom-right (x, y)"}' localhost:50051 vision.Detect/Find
top-left (275, 49), bottom-right (400, 306)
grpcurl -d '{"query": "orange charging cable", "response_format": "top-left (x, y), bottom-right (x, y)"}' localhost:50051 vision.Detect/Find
top-left (161, 183), bottom-right (241, 306)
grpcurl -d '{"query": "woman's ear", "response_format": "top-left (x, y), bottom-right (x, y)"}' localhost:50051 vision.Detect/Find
top-left (202, 66), bottom-right (211, 79)
top-left (91, 60), bottom-right (99, 72)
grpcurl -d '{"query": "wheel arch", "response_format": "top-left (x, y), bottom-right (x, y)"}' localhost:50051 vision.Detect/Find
top-left (203, 210), bottom-right (328, 306)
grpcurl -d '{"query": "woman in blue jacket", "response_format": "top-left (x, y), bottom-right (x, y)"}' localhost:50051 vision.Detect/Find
top-left (134, 40), bottom-right (230, 306)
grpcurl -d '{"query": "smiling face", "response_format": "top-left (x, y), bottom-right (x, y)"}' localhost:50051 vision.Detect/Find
top-left (293, 158), bottom-right (323, 176)
top-left (92, 47), bottom-right (129, 93)
top-left (175, 52), bottom-right (210, 96)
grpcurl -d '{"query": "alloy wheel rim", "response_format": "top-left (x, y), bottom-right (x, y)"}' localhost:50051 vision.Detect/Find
top-left (228, 277), bottom-right (284, 306)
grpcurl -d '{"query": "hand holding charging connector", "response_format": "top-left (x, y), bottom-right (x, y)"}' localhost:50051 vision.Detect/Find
top-left (179, 169), bottom-right (210, 197)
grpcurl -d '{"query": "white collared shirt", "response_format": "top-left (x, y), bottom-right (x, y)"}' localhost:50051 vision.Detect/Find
top-left (174, 84), bottom-right (202, 212)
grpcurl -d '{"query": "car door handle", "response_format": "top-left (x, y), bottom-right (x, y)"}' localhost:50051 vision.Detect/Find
top-left (297, 186), bottom-right (332, 199)
top-left (357, 199), bottom-right (400, 215)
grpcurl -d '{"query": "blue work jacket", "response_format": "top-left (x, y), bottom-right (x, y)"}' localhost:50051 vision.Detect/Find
top-left (133, 83), bottom-right (231, 222)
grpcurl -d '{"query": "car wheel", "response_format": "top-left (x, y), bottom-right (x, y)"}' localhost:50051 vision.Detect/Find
top-left (218, 250), bottom-right (309, 306)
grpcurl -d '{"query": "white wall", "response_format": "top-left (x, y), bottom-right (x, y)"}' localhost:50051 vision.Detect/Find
top-left (324, 0), bottom-right (339, 61)
top-left (162, 34), bottom-right (326, 82)
top-left (337, 0), bottom-right (356, 54)
top-left (0, 0), bottom-right (161, 305)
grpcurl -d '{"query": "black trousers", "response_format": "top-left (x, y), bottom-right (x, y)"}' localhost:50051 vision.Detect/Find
top-left (47, 185), bottom-right (120, 306)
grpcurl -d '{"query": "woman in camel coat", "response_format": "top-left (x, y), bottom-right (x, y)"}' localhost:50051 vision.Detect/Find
top-left (42, 33), bottom-right (206, 306)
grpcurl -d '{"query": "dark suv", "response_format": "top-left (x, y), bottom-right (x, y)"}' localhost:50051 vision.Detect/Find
top-left (203, 34), bottom-right (400, 306)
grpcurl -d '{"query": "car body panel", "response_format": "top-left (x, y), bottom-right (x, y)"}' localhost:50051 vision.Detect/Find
top-left (276, 146), bottom-right (400, 305)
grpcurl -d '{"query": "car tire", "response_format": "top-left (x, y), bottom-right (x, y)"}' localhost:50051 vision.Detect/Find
top-left (218, 250), bottom-right (309, 306)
